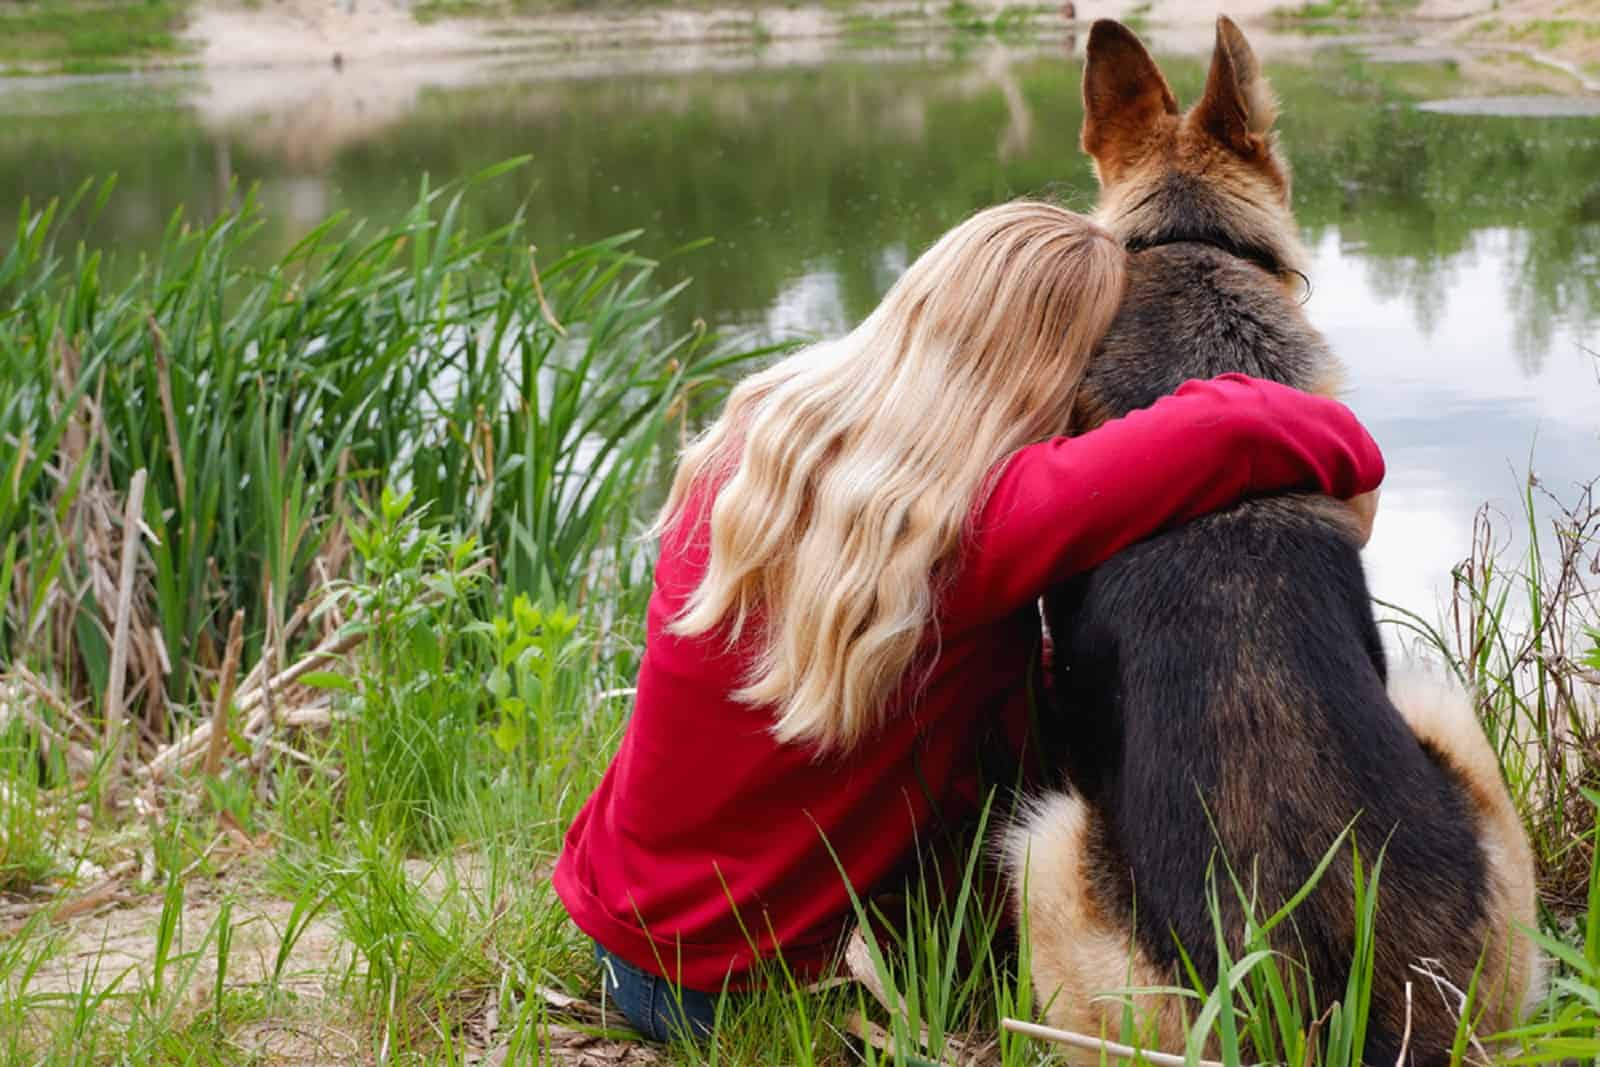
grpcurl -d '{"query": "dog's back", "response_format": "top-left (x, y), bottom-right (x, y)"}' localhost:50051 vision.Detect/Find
top-left (1048, 247), bottom-right (1495, 1061)
top-left (1006, 21), bottom-right (1539, 1064)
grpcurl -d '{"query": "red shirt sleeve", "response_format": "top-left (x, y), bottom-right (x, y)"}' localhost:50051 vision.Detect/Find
top-left (943, 374), bottom-right (1385, 627)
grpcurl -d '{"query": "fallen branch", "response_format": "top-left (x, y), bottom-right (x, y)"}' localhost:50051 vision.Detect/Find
top-left (1000, 1017), bottom-right (1230, 1067)
top-left (1395, 981), bottom-right (1414, 1067)
top-left (141, 556), bottom-right (489, 784)
top-left (142, 627), bottom-right (363, 783)
top-left (49, 858), bottom-right (138, 924)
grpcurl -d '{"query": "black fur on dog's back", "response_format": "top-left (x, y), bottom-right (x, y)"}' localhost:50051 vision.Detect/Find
top-left (1019, 20), bottom-right (1532, 1061)
top-left (1046, 248), bottom-right (1493, 1064)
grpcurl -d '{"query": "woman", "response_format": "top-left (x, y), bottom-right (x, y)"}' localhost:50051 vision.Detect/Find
top-left (553, 200), bottom-right (1383, 1041)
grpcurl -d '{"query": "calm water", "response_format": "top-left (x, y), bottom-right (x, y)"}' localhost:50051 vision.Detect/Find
top-left (4, 35), bottom-right (1597, 637)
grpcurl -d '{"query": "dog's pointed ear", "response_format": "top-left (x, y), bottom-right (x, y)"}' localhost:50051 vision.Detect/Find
top-left (1193, 15), bottom-right (1278, 155)
top-left (1081, 20), bottom-right (1178, 176)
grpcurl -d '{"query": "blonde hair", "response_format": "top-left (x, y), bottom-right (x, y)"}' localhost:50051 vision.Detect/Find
top-left (657, 200), bottom-right (1126, 752)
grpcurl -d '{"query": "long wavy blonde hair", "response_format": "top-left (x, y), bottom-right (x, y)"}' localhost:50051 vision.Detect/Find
top-left (657, 200), bottom-right (1127, 752)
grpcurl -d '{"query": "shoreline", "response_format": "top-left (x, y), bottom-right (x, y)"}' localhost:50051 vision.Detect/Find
top-left (187, 0), bottom-right (1600, 77)
top-left (4, 0), bottom-right (1592, 168)
top-left (180, 1), bottom-right (1289, 75)
top-left (1, 1), bottom-right (1593, 87)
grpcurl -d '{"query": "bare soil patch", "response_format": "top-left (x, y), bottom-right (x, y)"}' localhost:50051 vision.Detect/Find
top-left (1414, 0), bottom-right (1600, 87)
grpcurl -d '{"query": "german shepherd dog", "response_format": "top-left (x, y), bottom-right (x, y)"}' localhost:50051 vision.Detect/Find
top-left (1004, 18), bottom-right (1541, 1064)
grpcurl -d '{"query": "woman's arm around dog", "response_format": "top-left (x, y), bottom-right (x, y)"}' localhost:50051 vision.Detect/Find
top-left (946, 373), bottom-right (1384, 625)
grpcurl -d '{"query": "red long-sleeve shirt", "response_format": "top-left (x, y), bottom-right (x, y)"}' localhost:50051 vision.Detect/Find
top-left (553, 374), bottom-right (1384, 991)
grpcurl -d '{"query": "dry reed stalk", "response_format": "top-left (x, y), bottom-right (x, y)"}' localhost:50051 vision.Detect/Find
top-left (841, 1013), bottom-right (899, 1060)
top-left (844, 923), bottom-right (900, 1019)
top-left (102, 468), bottom-right (148, 770)
top-left (278, 703), bottom-right (332, 728)
top-left (223, 595), bottom-right (314, 712)
top-left (147, 316), bottom-right (186, 511)
top-left (1449, 481), bottom-right (1600, 909)
top-left (10, 665), bottom-right (93, 739)
top-left (529, 246), bottom-right (567, 338)
top-left (838, 926), bottom-right (998, 1066)
top-left (201, 609), bottom-right (246, 778)
top-left (17, 704), bottom-right (93, 779)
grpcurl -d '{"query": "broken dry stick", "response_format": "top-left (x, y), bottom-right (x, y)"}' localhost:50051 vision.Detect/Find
top-left (102, 468), bottom-right (147, 770)
top-left (999, 1018), bottom-right (1232, 1067)
top-left (142, 626), bottom-right (365, 782)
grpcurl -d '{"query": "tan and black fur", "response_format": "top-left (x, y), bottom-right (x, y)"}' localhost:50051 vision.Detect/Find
top-left (1005, 18), bottom-right (1540, 1064)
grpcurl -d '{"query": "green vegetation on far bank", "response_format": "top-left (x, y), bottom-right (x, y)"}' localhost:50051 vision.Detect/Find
top-left (1488, 15), bottom-right (1600, 56)
top-left (1271, 0), bottom-right (1420, 22)
top-left (408, 0), bottom-right (1056, 40)
top-left (0, 0), bottom-right (190, 75)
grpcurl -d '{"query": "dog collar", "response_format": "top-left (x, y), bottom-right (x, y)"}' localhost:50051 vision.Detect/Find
top-left (1123, 230), bottom-right (1286, 278)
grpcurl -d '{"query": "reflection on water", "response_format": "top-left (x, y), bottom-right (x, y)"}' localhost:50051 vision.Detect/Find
top-left (1314, 226), bottom-right (1598, 628)
top-left (2, 37), bottom-right (1596, 632)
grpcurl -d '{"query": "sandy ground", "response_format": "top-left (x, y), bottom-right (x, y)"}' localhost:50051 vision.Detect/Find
top-left (8, 864), bottom-right (358, 1059)
top-left (4, 850), bottom-right (646, 1063)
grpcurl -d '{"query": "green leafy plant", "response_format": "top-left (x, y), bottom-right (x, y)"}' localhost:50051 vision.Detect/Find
top-left (484, 595), bottom-right (582, 766)
top-left (327, 487), bottom-right (489, 851)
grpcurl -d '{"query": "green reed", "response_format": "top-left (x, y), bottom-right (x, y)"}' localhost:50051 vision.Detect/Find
top-left (0, 161), bottom-right (760, 734)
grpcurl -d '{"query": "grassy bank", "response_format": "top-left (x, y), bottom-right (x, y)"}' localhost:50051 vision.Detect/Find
top-left (1, 169), bottom-right (1598, 1063)
top-left (0, 0), bottom-right (190, 75)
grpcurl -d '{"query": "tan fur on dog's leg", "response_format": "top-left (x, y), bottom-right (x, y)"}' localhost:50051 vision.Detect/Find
top-left (1004, 793), bottom-right (1190, 1065)
top-left (1388, 673), bottom-right (1544, 1028)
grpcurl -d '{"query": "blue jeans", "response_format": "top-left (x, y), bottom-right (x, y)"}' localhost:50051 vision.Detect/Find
top-left (593, 942), bottom-right (719, 1042)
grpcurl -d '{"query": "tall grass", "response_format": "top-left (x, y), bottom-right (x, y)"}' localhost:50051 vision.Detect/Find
top-left (0, 164), bottom-right (767, 1056)
top-left (1382, 479), bottom-right (1600, 908)
top-left (1379, 476), bottom-right (1600, 1062)
top-left (0, 161), bottom-right (758, 749)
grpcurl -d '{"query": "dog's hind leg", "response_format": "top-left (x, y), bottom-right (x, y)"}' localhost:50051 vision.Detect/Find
top-left (1388, 673), bottom-right (1544, 1029)
top-left (1003, 792), bottom-right (1190, 1065)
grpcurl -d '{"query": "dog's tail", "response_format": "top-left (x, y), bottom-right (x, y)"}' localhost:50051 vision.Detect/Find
top-left (1388, 670), bottom-right (1545, 1022)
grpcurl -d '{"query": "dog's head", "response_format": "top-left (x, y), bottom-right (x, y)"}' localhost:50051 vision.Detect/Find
top-left (1080, 16), bottom-right (1309, 280)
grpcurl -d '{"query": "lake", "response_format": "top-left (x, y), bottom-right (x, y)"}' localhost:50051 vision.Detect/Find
top-left (3, 29), bottom-right (1596, 642)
